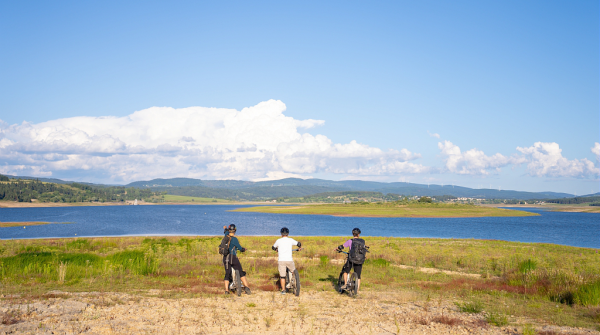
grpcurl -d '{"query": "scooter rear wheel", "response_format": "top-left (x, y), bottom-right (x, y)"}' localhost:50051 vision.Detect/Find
top-left (349, 272), bottom-right (358, 297)
top-left (292, 269), bottom-right (301, 296)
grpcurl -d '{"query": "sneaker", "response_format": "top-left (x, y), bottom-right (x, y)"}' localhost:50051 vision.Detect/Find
top-left (281, 290), bottom-right (286, 295)
top-left (340, 284), bottom-right (347, 290)
top-left (244, 287), bottom-right (251, 295)
top-left (224, 291), bottom-right (230, 295)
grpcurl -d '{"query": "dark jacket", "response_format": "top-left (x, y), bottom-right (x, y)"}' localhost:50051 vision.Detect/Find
top-left (223, 229), bottom-right (245, 256)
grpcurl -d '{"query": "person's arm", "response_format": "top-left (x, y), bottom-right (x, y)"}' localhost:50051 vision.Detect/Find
top-left (223, 225), bottom-right (228, 235)
top-left (272, 240), bottom-right (279, 251)
top-left (343, 239), bottom-right (353, 249)
top-left (231, 237), bottom-right (245, 252)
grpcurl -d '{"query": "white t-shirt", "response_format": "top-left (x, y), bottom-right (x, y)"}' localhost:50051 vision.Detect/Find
top-left (273, 237), bottom-right (299, 262)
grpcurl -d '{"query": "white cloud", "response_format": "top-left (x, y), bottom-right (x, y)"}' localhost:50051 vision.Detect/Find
top-left (516, 142), bottom-right (599, 178)
top-left (0, 100), bottom-right (426, 182)
top-left (437, 140), bottom-right (521, 175)
top-left (593, 142), bottom-right (600, 160)
top-left (427, 131), bottom-right (440, 139)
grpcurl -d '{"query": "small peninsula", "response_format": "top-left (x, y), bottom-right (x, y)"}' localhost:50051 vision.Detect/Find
top-left (231, 202), bottom-right (538, 218)
top-left (0, 221), bottom-right (51, 228)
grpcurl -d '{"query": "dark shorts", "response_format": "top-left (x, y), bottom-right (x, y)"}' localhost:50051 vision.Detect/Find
top-left (342, 259), bottom-right (362, 279)
top-left (223, 254), bottom-right (246, 281)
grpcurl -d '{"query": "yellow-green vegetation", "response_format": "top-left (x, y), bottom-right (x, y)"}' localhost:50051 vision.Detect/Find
top-left (548, 204), bottom-right (600, 214)
top-left (0, 221), bottom-right (51, 228)
top-left (162, 194), bottom-right (232, 203)
top-left (231, 202), bottom-right (538, 217)
top-left (0, 236), bottom-right (598, 330)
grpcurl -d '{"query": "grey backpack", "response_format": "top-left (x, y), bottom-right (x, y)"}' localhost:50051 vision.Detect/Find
top-left (218, 236), bottom-right (231, 256)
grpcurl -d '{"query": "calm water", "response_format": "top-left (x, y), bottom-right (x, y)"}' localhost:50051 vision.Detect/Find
top-left (0, 205), bottom-right (598, 248)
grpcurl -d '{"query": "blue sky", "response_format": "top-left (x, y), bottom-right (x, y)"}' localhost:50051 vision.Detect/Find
top-left (0, 1), bottom-right (598, 194)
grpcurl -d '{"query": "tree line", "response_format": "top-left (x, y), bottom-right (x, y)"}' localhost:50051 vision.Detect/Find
top-left (0, 175), bottom-right (162, 203)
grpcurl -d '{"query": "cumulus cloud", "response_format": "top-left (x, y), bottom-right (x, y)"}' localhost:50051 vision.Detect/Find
top-left (0, 100), bottom-right (425, 182)
top-left (437, 140), bottom-right (599, 179)
top-left (593, 142), bottom-right (600, 160)
top-left (437, 140), bottom-right (522, 175)
top-left (516, 142), bottom-right (599, 178)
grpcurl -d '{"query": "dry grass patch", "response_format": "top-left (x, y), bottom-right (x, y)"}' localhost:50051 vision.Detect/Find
top-left (431, 315), bottom-right (462, 326)
top-left (0, 310), bottom-right (21, 325)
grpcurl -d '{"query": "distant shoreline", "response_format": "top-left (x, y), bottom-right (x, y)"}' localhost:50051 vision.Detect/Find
top-left (2, 201), bottom-right (598, 214)
top-left (231, 203), bottom-right (538, 218)
top-left (482, 203), bottom-right (600, 213)
top-left (0, 201), bottom-right (266, 208)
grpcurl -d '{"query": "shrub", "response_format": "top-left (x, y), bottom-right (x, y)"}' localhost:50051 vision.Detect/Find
top-left (518, 259), bottom-right (537, 274)
top-left (485, 312), bottom-right (508, 326)
top-left (455, 301), bottom-right (483, 313)
top-left (575, 280), bottom-right (600, 306)
top-left (107, 250), bottom-right (155, 275)
top-left (59, 253), bottom-right (101, 266)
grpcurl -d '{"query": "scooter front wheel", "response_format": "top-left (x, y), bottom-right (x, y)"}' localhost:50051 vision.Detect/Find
top-left (337, 272), bottom-right (345, 293)
top-left (234, 270), bottom-right (242, 296)
top-left (293, 269), bottom-right (301, 296)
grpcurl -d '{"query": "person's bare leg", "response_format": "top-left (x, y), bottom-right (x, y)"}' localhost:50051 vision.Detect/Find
top-left (357, 279), bottom-right (360, 292)
top-left (241, 276), bottom-right (249, 288)
top-left (343, 272), bottom-right (348, 286)
top-left (224, 280), bottom-right (229, 292)
top-left (280, 278), bottom-right (286, 291)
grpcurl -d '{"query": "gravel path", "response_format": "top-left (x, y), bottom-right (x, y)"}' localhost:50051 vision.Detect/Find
top-left (1, 291), bottom-right (597, 335)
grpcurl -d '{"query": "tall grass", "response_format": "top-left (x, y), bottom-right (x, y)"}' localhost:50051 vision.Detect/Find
top-left (575, 280), bottom-right (600, 306)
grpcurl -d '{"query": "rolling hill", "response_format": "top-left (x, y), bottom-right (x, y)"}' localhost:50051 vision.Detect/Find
top-left (125, 177), bottom-right (574, 200)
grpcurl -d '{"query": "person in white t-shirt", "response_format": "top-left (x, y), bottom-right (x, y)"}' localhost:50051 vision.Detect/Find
top-left (272, 227), bottom-right (302, 295)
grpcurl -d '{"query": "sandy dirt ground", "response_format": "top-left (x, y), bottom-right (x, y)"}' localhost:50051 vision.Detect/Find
top-left (1, 290), bottom-right (597, 335)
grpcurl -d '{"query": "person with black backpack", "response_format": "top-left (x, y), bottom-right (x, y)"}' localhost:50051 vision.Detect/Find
top-left (336, 227), bottom-right (367, 292)
top-left (220, 224), bottom-right (251, 295)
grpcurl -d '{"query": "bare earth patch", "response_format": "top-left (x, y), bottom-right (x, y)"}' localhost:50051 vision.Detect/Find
top-left (1, 291), bottom-right (597, 335)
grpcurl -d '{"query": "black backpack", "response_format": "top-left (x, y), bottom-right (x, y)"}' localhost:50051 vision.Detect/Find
top-left (348, 238), bottom-right (367, 265)
top-left (219, 235), bottom-right (232, 256)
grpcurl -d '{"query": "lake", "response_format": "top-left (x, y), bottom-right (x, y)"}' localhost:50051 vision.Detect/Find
top-left (0, 205), bottom-right (597, 249)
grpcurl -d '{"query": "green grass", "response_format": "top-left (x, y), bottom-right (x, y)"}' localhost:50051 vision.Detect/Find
top-left (575, 280), bottom-right (600, 306)
top-left (486, 312), bottom-right (509, 326)
top-left (455, 301), bottom-right (483, 313)
top-left (230, 202), bottom-right (538, 217)
top-left (0, 236), bottom-right (598, 330)
top-left (162, 194), bottom-right (231, 203)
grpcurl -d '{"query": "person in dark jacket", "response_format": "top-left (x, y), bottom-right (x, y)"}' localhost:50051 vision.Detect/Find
top-left (222, 224), bottom-right (251, 294)
top-left (336, 227), bottom-right (364, 292)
